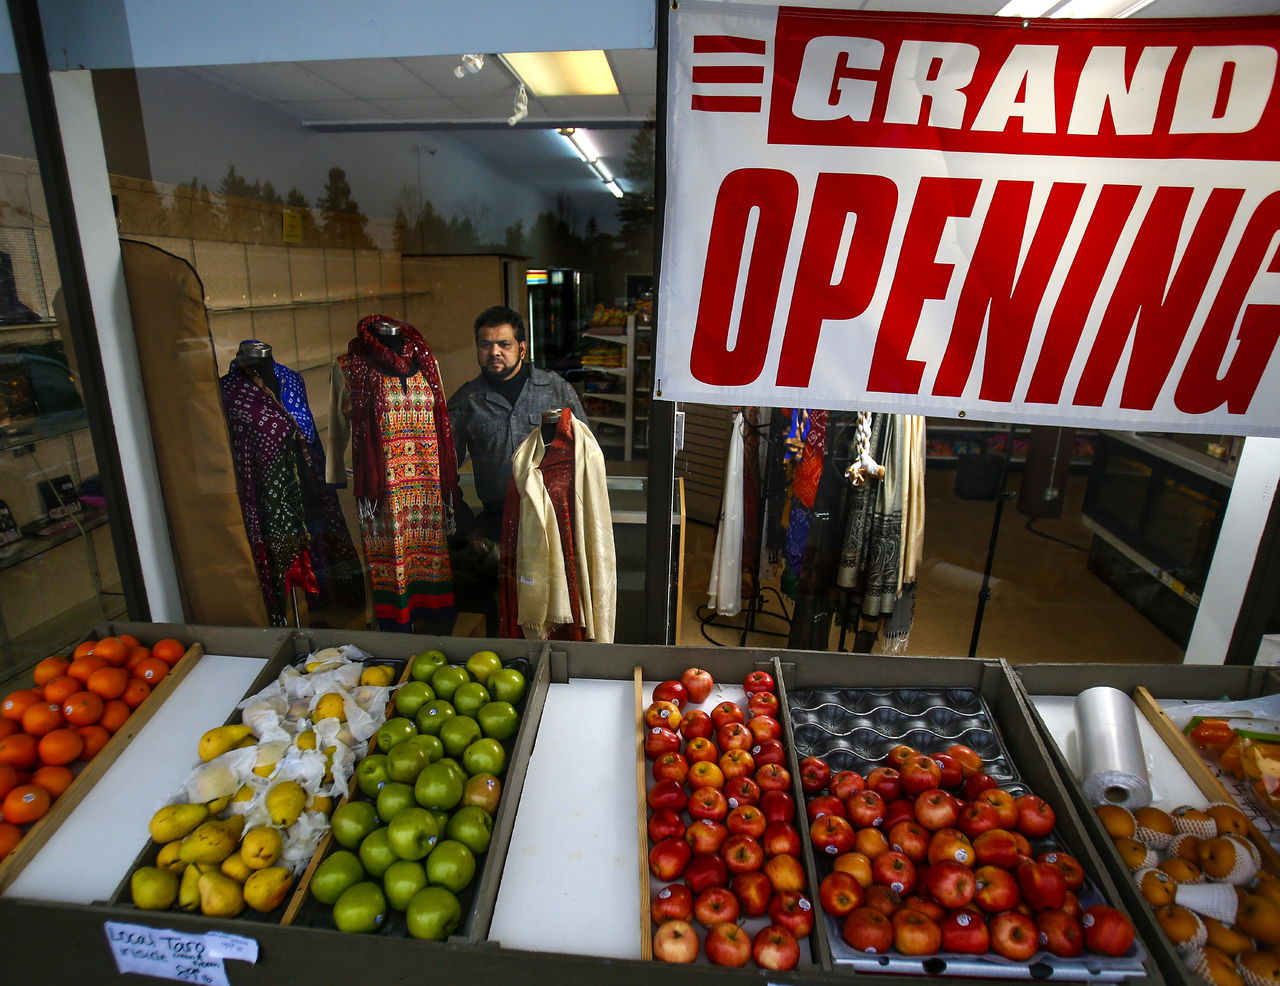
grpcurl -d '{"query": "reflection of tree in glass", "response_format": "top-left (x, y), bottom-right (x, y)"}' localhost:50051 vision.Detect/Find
top-left (616, 126), bottom-right (655, 271)
top-left (285, 187), bottom-right (320, 242)
top-left (317, 167), bottom-right (374, 248)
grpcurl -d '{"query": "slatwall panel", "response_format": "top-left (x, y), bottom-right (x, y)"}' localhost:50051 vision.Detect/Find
top-left (675, 403), bottom-right (734, 525)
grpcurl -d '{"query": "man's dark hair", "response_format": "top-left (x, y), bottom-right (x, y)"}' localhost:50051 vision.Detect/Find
top-left (474, 305), bottom-right (526, 343)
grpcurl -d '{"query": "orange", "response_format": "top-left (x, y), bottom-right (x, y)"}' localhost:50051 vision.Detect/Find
top-left (0, 821), bottom-right (19, 858)
top-left (87, 667), bottom-right (128, 701)
top-left (152, 638), bottom-right (187, 665)
top-left (92, 637), bottom-right (129, 667)
top-left (3, 783), bottom-right (50, 824)
top-left (121, 678), bottom-right (151, 709)
top-left (68, 655), bottom-right (107, 683)
top-left (0, 719), bottom-right (16, 741)
top-left (98, 700), bottom-right (130, 733)
top-left (43, 675), bottom-right (82, 706)
top-left (33, 656), bottom-right (71, 686)
top-left (31, 764), bottom-right (73, 797)
top-left (133, 658), bottom-right (169, 686)
top-left (0, 762), bottom-right (19, 799)
top-left (21, 702), bottom-right (64, 737)
top-left (37, 727), bottom-right (83, 766)
top-left (117, 634), bottom-right (141, 648)
top-left (78, 724), bottom-right (110, 758)
top-left (61, 692), bottom-right (103, 727)
top-left (125, 647), bottom-right (151, 671)
top-left (0, 733), bottom-right (37, 769)
top-left (1, 689), bottom-right (40, 722)
top-left (71, 640), bottom-right (97, 660)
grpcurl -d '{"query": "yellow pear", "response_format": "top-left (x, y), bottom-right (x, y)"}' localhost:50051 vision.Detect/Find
top-left (205, 794), bottom-right (231, 815)
top-left (312, 692), bottom-right (346, 723)
top-left (149, 803), bottom-right (208, 843)
top-left (308, 794), bottom-right (333, 816)
top-left (243, 866), bottom-right (293, 912)
top-left (240, 826), bottom-right (283, 869)
top-left (130, 866), bottom-right (179, 910)
top-left (178, 861), bottom-right (204, 911)
top-left (197, 871), bottom-right (245, 918)
top-left (295, 729), bottom-right (317, 751)
top-left (220, 853), bottom-right (253, 883)
top-left (266, 781), bottom-right (306, 827)
top-left (360, 665), bottom-right (396, 687)
top-left (236, 736), bottom-right (257, 749)
top-left (231, 783), bottom-right (256, 805)
top-left (178, 817), bottom-right (244, 865)
top-left (198, 724), bottom-right (255, 762)
top-left (155, 839), bottom-right (187, 873)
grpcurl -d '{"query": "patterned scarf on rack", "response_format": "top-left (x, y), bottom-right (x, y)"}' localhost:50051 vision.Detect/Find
top-left (344, 315), bottom-right (459, 522)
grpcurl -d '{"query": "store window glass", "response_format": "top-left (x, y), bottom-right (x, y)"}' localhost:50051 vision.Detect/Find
top-left (89, 45), bottom-right (657, 639)
top-left (0, 19), bottom-right (128, 682)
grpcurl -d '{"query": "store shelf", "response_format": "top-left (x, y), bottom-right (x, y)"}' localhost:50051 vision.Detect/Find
top-left (582, 328), bottom-right (627, 341)
top-left (0, 408), bottom-right (89, 453)
top-left (205, 288), bottom-right (430, 316)
top-left (0, 587), bottom-right (126, 685)
top-left (580, 363), bottom-right (627, 376)
top-left (0, 319), bottom-right (59, 332)
top-left (583, 391), bottom-right (626, 404)
top-left (0, 507), bottom-right (108, 572)
top-left (587, 414), bottom-right (627, 428)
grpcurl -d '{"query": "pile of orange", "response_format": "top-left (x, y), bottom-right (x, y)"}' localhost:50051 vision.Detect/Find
top-left (0, 634), bottom-right (187, 859)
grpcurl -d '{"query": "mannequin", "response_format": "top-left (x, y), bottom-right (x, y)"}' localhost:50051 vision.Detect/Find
top-left (327, 314), bottom-right (460, 632)
top-left (220, 339), bottom-right (364, 626)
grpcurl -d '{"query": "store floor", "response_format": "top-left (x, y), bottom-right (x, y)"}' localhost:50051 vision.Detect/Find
top-left (677, 470), bottom-right (1185, 665)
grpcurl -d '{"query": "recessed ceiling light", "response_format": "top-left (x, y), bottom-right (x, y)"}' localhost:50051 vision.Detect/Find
top-left (500, 50), bottom-right (619, 97)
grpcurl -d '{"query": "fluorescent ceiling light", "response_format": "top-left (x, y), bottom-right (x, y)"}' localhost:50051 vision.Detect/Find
top-left (997, 0), bottom-right (1156, 15)
top-left (558, 127), bottom-right (624, 196)
top-left (605, 180), bottom-right (624, 199)
top-left (501, 50), bottom-right (618, 97)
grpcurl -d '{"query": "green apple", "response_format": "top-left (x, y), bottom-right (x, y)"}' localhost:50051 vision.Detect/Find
top-left (394, 680), bottom-right (435, 718)
top-left (414, 761), bottom-right (464, 811)
top-left (383, 858), bottom-right (428, 911)
top-left (425, 839), bottom-right (476, 894)
top-left (376, 716), bottom-right (418, 753)
top-left (409, 649), bottom-right (448, 683)
top-left (403, 732), bottom-right (444, 763)
top-left (332, 881), bottom-right (387, 934)
top-left (451, 681), bottom-right (490, 717)
top-left (430, 665), bottom-right (470, 702)
top-left (375, 781), bottom-right (417, 823)
top-left (386, 805), bottom-right (439, 861)
top-left (447, 805), bottom-right (494, 855)
top-left (476, 701), bottom-right (520, 741)
top-left (357, 827), bottom-right (398, 878)
top-left (356, 754), bottom-right (391, 798)
top-left (462, 737), bottom-right (507, 777)
top-left (310, 849), bottom-right (364, 905)
top-left (436, 758), bottom-right (467, 787)
top-left (488, 667), bottom-right (526, 704)
top-left (415, 700), bottom-right (456, 736)
top-left (330, 800), bottom-right (379, 849)
top-left (439, 716), bottom-right (482, 758)
top-left (405, 886), bottom-right (462, 941)
top-left (464, 650), bottom-right (503, 686)
top-left (427, 808), bottom-right (452, 835)
top-left (462, 773), bottom-right (502, 814)
top-left (385, 740), bottom-right (430, 784)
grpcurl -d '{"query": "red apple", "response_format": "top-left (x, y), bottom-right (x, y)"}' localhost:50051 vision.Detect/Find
top-left (645, 725), bottom-right (681, 759)
top-left (806, 794), bottom-right (846, 822)
top-left (762, 821), bottom-right (803, 857)
top-left (769, 890), bottom-right (816, 939)
top-left (921, 860), bottom-right (977, 908)
top-left (972, 828), bottom-right (1021, 868)
top-left (652, 751), bottom-right (689, 785)
top-left (886, 745), bottom-right (918, 768)
top-left (716, 721), bottom-right (752, 753)
top-left (1061, 890), bottom-right (1082, 920)
top-left (726, 803), bottom-right (766, 838)
top-left (946, 744), bottom-right (984, 777)
top-left (940, 909), bottom-right (990, 953)
top-left (810, 814), bottom-right (856, 856)
top-left (913, 789), bottom-right (960, 831)
top-left (648, 808), bottom-right (685, 842)
top-left (704, 920), bottom-right (751, 967)
top-left (843, 907), bottom-right (893, 952)
top-left (1038, 850), bottom-right (1085, 892)
top-left (652, 680), bottom-right (688, 709)
top-left (872, 850), bottom-right (917, 895)
top-left (893, 907), bottom-right (942, 955)
top-left (958, 799), bottom-right (1005, 839)
top-left (1082, 905), bottom-right (1135, 956)
top-left (799, 755), bottom-right (832, 794)
top-left (759, 789), bottom-right (795, 825)
top-left (855, 827), bottom-right (890, 860)
top-left (743, 669), bottom-right (775, 694)
top-left (903, 894), bottom-right (946, 922)
top-left (747, 714), bottom-right (782, 744)
top-left (752, 739), bottom-right (786, 767)
top-left (653, 919), bottom-right (698, 963)
top-left (647, 779), bottom-right (687, 812)
top-left (731, 870), bottom-right (773, 916)
top-left (847, 790), bottom-right (887, 828)
top-left (819, 870), bottom-right (864, 917)
top-left (900, 754), bottom-right (943, 796)
top-left (685, 818), bottom-right (730, 854)
top-left (926, 828), bottom-right (975, 867)
top-left (684, 851), bottom-right (729, 893)
top-left (724, 775), bottom-right (760, 809)
top-left (962, 771), bottom-right (998, 800)
top-left (748, 691), bottom-right (780, 718)
top-left (1017, 860), bottom-right (1067, 912)
top-left (644, 700), bottom-right (683, 733)
top-left (721, 833), bottom-right (765, 874)
top-left (866, 766), bottom-right (903, 802)
top-left (710, 701), bottom-right (744, 729)
top-left (1015, 793), bottom-right (1056, 838)
top-left (752, 924), bottom-right (801, 971)
top-left (1010, 830), bottom-right (1033, 857)
top-left (834, 851), bottom-right (874, 888)
top-left (990, 911), bottom-right (1039, 961)
top-left (763, 853), bottom-right (807, 893)
top-left (755, 763), bottom-right (792, 792)
top-left (883, 797), bottom-right (916, 830)
top-left (976, 788), bottom-right (1018, 828)
top-left (1036, 908), bottom-right (1084, 957)
top-left (974, 864), bottom-right (1021, 912)
top-left (864, 884), bottom-right (904, 917)
top-left (679, 709), bottom-right (713, 741)
top-left (932, 753), bottom-right (963, 790)
top-left (684, 736), bottom-right (718, 764)
top-left (652, 884), bottom-right (693, 924)
top-left (719, 748), bottom-right (754, 780)
top-left (687, 785), bottom-right (729, 821)
top-left (680, 667), bottom-right (714, 704)
top-left (888, 819), bottom-right (930, 862)
top-left (830, 770), bottom-right (866, 800)
top-left (688, 760), bottom-right (726, 789)
top-left (649, 837), bottom-right (693, 881)
top-left (693, 886), bottom-right (740, 927)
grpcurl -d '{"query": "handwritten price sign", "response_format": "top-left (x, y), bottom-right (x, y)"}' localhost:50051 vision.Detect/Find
top-left (104, 922), bottom-right (258, 985)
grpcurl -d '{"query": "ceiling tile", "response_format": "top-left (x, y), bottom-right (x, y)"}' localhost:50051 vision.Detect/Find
top-left (397, 54), bottom-right (518, 97)
top-left (284, 100), bottom-right (392, 121)
top-left (606, 49), bottom-right (657, 95)
top-left (198, 62), bottom-right (356, 102)
top-left (366, 97), bottom-right (475, 120)
top-left (303, 58), bottom-right (446, 100)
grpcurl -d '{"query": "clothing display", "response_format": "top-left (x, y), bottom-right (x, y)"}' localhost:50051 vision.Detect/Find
top-left (707, 410), bottom-right (745, 616)
top-left (219, 346), bottom-right (364, 627)
top-left (327, 315), bottom-right (459, 631)
top-left (498, 408), bottom-right (616, 642)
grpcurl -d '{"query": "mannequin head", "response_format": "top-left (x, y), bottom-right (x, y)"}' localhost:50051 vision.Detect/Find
top-left (474, 306), bottom-right (526, 381)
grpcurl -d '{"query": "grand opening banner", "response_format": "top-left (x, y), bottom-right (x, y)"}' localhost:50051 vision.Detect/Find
top-left (657, 2), bottom-right (1280, 435)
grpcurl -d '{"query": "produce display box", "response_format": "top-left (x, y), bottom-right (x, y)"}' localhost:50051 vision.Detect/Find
top-left (0, 622), bottom-right (294, 897)
top-left (1010, 663), bottom-right (1280, 986)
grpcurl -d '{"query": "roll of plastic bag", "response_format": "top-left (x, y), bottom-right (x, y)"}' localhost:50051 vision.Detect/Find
top-left (1075, 685), bottom-right (1153, 808)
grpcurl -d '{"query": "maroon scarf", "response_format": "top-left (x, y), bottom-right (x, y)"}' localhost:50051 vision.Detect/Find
top-left (345, 315), bottom-right (460, 523)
